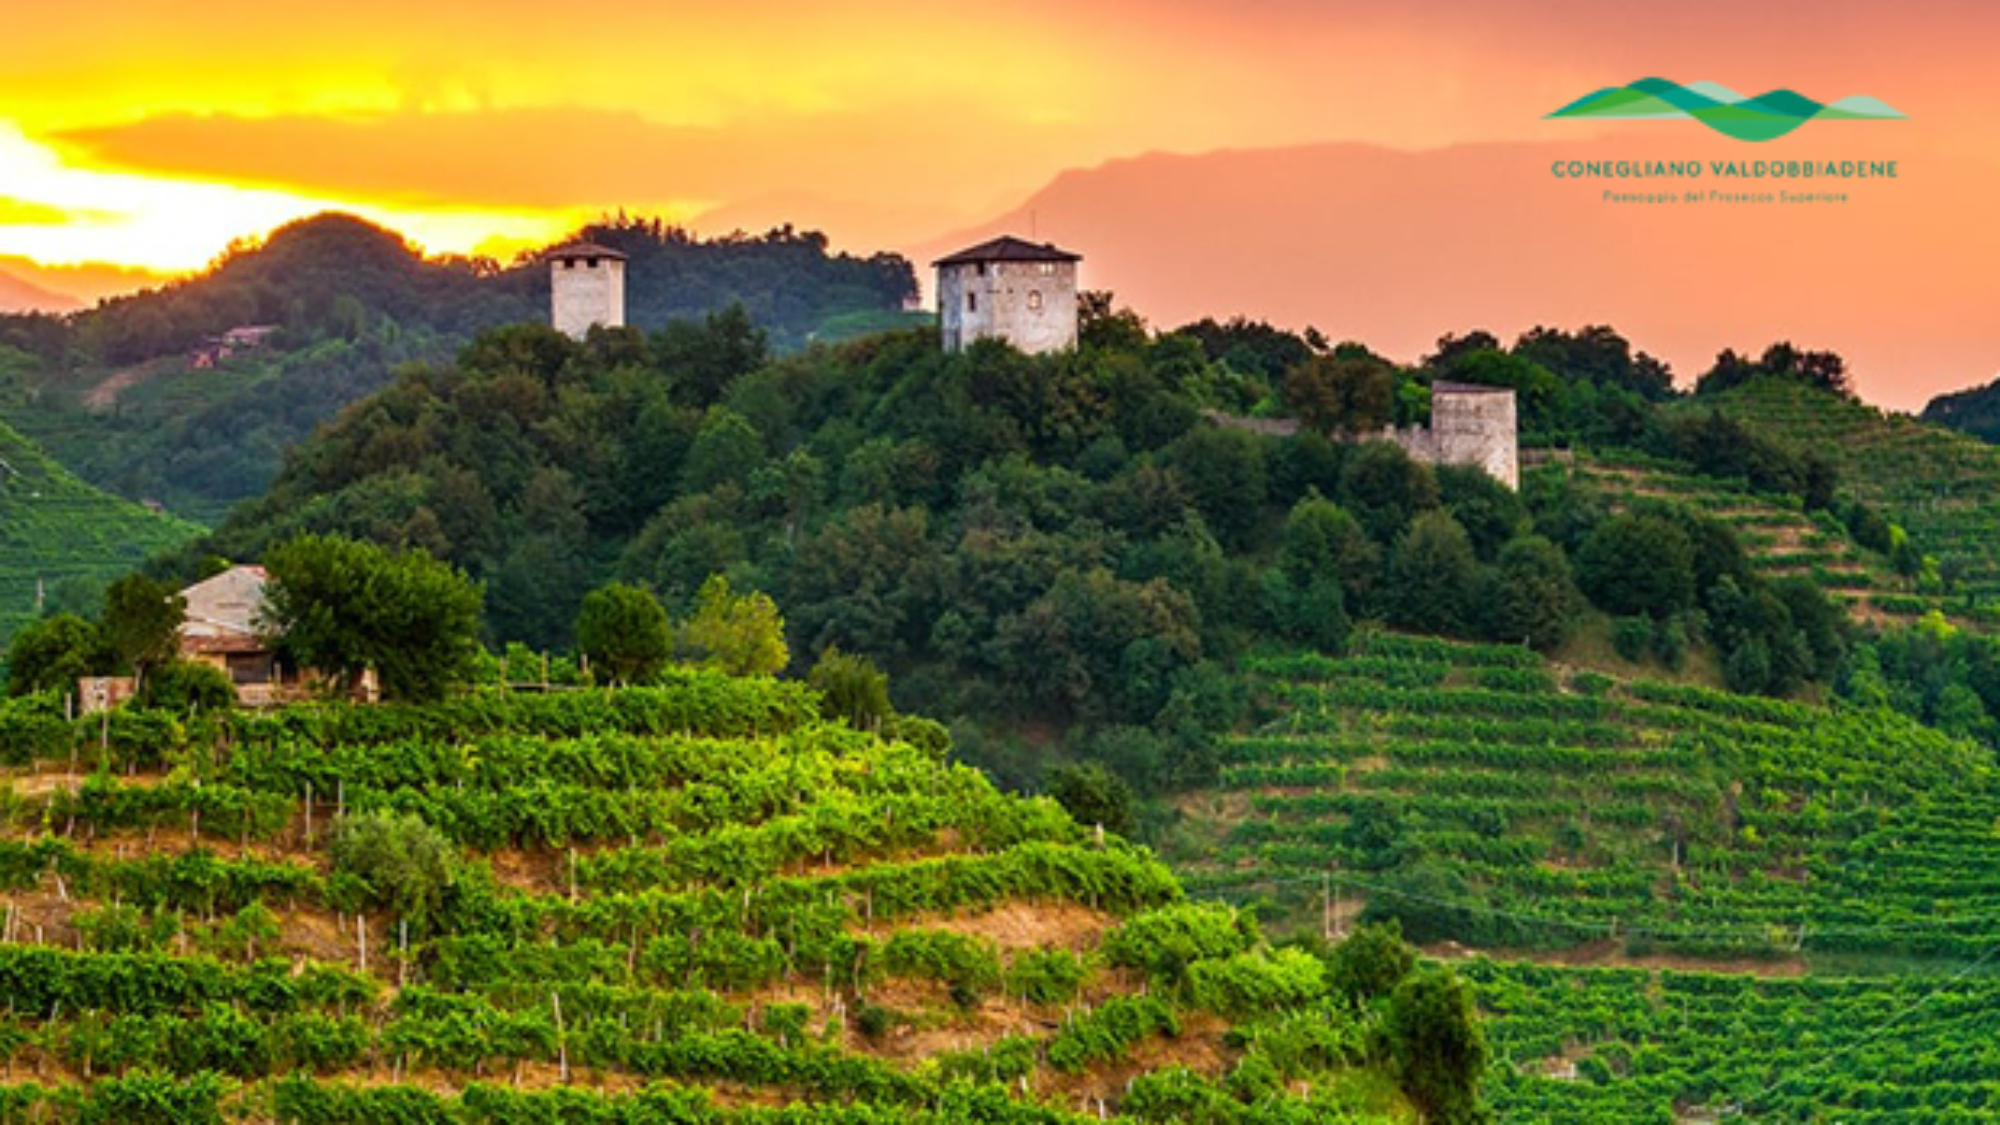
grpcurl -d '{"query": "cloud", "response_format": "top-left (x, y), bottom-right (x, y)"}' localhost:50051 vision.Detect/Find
top-left (0, 197), bottom-right (117, 225)
top-left (49, 103), bottom-right (1105, 224)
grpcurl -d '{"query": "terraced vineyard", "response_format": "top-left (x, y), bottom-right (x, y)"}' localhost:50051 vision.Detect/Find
top-left (1700, 377), bottom-right (2000, 617)
top-left (1171, 633), bottom-right (2000, 963)
top-left (0, 672), bottom-right (1418, 1124)
top-left (1163, 633), bottom-right (2000, 1120)
top-left (1559, 453), bottom-right (1911, 624)
top-left (0, 417), bottom-right (202, 645)
top-left (1470, 960), bottom-right (2000, 1123)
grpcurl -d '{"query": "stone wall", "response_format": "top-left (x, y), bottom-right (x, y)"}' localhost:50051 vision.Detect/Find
top-left (938, 259), bottom-right (1078, 354)
top-left (1206, 384), bottom-right (1518, 490)
top-left (551, 257), bottom-right (626, 339)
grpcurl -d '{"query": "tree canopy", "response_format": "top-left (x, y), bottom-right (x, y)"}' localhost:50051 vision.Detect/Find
top-left (261, 533), bottom-right (484, 701)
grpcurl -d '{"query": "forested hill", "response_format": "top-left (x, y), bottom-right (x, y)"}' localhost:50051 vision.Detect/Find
top-left (171, 316), bottom-right (2000, 791)
top-left (5, 212), bottom-right (916, 367)
top-left (0, 213), bottom-right (918, 522)
top-left (1922, 374), bottom-right (2000, 445)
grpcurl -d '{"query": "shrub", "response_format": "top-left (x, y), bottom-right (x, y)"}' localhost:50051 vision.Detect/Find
top-left (328, 812), bottom-right (458, 928)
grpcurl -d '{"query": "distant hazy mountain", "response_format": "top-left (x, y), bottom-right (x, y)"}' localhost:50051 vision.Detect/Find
top-left (0, 265), bottom-right (82, 314)
top-left (915, 137), bottom-right (1999, 410)
top-left (0, 257), bottom-right (171, 309)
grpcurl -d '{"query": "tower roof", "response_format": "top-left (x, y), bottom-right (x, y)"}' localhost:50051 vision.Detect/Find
top-left (544, 241), bottom-right (629, 262)
top-left (933, 235), bottom-right (1081, 267)
top-left (1432, 380), bottom-right (1516, 396)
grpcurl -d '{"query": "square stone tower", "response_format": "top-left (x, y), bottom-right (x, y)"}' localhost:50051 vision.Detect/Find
top-left (1428, 381), bottom-right (1519, 489)
top-left (934, 236), bottom-right (1080, 354)
top-left (547, 241), bottom-right (628, 339)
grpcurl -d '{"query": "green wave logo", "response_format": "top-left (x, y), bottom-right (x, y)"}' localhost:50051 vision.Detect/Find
top-left (1548, 78), bottom-right (1904, 142)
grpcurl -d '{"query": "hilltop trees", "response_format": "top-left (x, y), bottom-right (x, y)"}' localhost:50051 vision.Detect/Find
top-left (1696, 341), bottom-right (1853, 400)
top-left (1283, 353), bottom-right (1396, 435)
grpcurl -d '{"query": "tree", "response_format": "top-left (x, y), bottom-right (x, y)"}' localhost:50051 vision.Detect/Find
top-left (680, 574), bottom-right (788, 676)
top-left (99, 574), bottom-right (185, 690)
top-left (681, 406), bottom-right (766, 494)
top-left (140, 660), bottom-right (236, 712)
top-left (1340, 441), bottom-right (1440, 543)
top-left (1078, 290), bottom-right (1149, 352)
top-left (655, 303), bottom-right (769, 408)
top-left (1281, 492), bottom-right (1380, 608)
top-left (1164, 426), bottom-right (1268, 548)
top-left (1283, 354), bottom-right (1396, 435)
top-left (1383, 967), bottom-right (1490, 1125)
top-left (1491, 536), bottom-right (1582, 651)
top-left (4, 614), bottom-right (104, 696)
top-left (575, 582), bottom-right (673, 685)
top-left (1327, 922), bottom-right (1417, 1004)
top-left (261, 534), bottom-right (484, 701)
top-left (1387, 511), bottom-right (1479, 635)
top-left (809, 646), bottom-right (893, 730)
top-left (329, 812), bottom-right (458, 930)
top-left (1045, 762), bottom-right (1134, 836)
top-left (1437, 465), bottom-right (1526, 562)
top-left (1574, 514), bottom-right (1696, 619)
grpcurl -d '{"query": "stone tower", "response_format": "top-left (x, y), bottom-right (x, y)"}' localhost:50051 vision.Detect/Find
top-left (547, 241), bottom-right (627, 339)
top-left (1425, 382), bottom-right (1519, 489)
top-left (934, 236), bottom-right (1080, 354)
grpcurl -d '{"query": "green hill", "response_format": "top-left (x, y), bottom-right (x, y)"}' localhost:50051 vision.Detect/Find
top-left (0, 213), bottom-right (918, 523)
top-left (0, 674), bottom-right (1449, 1123)
top-left (1922, 375), bottom-right (2000, 445)
top-left (0, 414), bottom-right (201, 643)
top-left (1699, 377), bottom-right (2000, 616)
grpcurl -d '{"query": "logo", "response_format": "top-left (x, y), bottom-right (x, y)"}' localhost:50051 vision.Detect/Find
top-left (1548, 78), bottom-right (1903, 142)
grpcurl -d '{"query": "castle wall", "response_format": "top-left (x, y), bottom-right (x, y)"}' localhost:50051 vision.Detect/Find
top-left (938, 259), bottom-right (1078, 354)
top-left (551, 257), bottom-right (626, 339)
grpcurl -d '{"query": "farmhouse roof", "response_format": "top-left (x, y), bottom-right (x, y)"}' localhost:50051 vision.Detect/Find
top-left (179, 564), bottom-right (269, 643)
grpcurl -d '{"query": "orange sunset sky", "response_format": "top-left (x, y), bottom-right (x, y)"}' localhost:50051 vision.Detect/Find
top-left (4, 0), bottom-right (1998, 408)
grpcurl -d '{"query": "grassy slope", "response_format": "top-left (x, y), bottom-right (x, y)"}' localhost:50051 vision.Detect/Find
top-left (0, 415), bottom-right (203, 642)
top-left (0, 673), bottom-right (1411, 1123)
top-left (1700, 377), bottom-right (2000, 615)
top-left (1159, 632), bottom-right (2000, 1121)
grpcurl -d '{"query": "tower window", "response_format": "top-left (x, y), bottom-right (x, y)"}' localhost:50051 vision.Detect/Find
top-left (1027, 291), bottom-right (1043, 311)
top-left (587, 258), bottom-right (599, 268)
top-left (976, 262), bottom-right (988, 276)
top-left (967, 292), bottom-right (977, 312)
